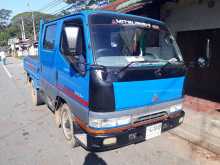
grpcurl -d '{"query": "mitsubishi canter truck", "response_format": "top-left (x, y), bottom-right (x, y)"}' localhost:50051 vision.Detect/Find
top-left (24, 10), bottom-right (186, 151)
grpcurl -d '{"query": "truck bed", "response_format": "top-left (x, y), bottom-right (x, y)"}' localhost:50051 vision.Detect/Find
top-left (23, 55), bottom-right (40, 88)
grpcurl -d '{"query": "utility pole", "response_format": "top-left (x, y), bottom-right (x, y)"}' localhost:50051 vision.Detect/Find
top-left (32, 11), bottom-right (37, 41)
top-left (21, 16), bottom-right (26, 40)
top-left (27, 2), bottom-right (37, 42)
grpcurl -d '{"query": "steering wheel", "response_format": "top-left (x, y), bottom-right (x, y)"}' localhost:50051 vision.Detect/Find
top-left (145, 52), bottom-right (158, 60)
top-left (95, 48), bottom-right (114, 57)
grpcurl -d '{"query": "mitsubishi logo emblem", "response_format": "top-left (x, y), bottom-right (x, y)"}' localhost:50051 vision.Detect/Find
top-left (152, 94), bottom-right (159, 103)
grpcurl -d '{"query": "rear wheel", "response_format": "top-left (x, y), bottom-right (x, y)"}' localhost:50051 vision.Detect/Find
top-left (31, 81), bottom-right (44, 106)
top-left (26, 74), bottom-right (31, 87)
top-left (61, 104), bottom-right (78, 148)
top-left (54, 108), bottom-right (61, 128)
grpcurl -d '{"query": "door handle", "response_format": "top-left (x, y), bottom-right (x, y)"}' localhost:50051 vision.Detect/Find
top-left (55, 71), bottom-right (58, 81)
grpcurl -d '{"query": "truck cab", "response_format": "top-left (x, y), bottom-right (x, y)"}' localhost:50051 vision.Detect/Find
top-left (24, 10), bottom-right (185, 151)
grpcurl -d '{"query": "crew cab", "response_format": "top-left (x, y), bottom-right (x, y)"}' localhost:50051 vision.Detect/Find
top-left (24, 10), bottom-right (186, 151)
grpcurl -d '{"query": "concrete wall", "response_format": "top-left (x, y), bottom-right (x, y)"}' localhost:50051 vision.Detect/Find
top-left (163, 1), bottom-right (220, 33)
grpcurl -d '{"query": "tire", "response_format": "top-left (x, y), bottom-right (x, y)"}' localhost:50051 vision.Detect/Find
top-left (54, 108), bottom-right (61, 128)
top-left (61, 104), bottom-right (78, 148)
top-left (26, 74), bottom-right (31, 87)
top-left (31, 81), bottom-right (44, 106)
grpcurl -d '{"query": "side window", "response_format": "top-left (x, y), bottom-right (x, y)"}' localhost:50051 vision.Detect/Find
top-left (43, 24), bottom-right (56, 50)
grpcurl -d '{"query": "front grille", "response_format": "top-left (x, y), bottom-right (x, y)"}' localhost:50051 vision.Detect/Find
top-left (133, 111), bottom-right (168, 124)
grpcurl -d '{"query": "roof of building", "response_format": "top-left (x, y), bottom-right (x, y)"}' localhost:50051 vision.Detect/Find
top-left (101, 0), bottom-right (147, 13)
top-left (102, 0), bottom-right (128, 10)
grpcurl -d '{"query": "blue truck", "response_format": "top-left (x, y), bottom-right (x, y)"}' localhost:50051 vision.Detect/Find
top-left (23, 10), bottom-right (186, 151)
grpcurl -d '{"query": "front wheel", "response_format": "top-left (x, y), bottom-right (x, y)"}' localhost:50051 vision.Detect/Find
top-left (61, 104), bottom-right (78, 148)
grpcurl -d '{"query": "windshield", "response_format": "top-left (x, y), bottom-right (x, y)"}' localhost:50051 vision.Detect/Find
top-left (90, 14), bottom-right (183, 67)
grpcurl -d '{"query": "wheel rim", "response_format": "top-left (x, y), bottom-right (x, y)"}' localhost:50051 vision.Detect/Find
top-left (62, 110), bottom-right (73, 140)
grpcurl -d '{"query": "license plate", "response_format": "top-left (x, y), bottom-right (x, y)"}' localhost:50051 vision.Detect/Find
top-left (145, 123), bottom-right (162, 140)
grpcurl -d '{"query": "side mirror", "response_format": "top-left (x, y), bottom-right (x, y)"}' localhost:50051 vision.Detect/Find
top-left (197, 57), bottom-right (208, 68)
top-left (70, 56), bottom-right (86, 76)
top-left (65, 54), bottom-right (86, 76)
top-left (197, 38), bottom-right (211, 68)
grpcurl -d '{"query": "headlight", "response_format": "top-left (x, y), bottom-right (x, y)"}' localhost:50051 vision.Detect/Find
top-left (89, 119), bottom-right (102, 128)
top-left (117, 116), bottom-right (131, 126)
top-left (102, 118), bottom-right (117, 128)
top-left (89, 115), bottom-right (131, 129)
top-left (170, 103), bottom-right (183, 113)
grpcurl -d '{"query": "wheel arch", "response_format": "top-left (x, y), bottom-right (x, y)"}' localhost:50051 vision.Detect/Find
top-left (55, 95), bottom-right (66, 111)
top-left (27, 73), bottom-right (32, 83)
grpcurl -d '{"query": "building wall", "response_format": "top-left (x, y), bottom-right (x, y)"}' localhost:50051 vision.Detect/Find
top-left (162, 0), bottom-right (220, 102)
top-left (128, 2), bottom-right (160, 19)
top-left (117, 0), bottom-right (220, 101)
top-left (163, 1), bottom-right (220, 33)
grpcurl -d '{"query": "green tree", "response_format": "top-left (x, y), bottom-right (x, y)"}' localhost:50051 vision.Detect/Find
top-left (0, 9), bottom-right (12, 30)
top-left (0, 11), bottom-right (55, 46)
top-left (0, 25), bottom-right (19, 46)
top-left (0, 32), bottom-right (9, 46)
top-left (11, 12), bottom-right (55, 40)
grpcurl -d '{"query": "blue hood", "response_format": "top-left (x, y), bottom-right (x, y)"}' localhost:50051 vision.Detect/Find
top-left (113, 77), bottom-right (185, 111)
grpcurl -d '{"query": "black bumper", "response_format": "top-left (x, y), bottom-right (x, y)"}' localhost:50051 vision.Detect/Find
top-left (77, 110), bottom-right (185, 152)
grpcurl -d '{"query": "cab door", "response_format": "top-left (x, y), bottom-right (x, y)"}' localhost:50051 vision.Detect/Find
top-left (56, 16), bottom-right (90, 110)
top-left (40, 22), bottom-right (58, 106)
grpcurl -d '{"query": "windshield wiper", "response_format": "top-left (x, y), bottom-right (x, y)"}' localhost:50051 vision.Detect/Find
top-left (116, 58), bottom-right (183, 77)
top-left (73, 59), bottom-right (107, 71)
top-left (89, 64), bottom-right (106, 71)
top-left (154, 59), bottom-right (183, 75)
top-left (116, 60), bottom-right (157, 75)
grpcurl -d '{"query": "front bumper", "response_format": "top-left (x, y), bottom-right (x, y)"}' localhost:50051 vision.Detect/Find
top-left (75, 110), bottom-right (185, 152)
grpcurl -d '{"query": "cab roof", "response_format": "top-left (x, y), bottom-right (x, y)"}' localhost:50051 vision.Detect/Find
top-left (45, 10), bottom-right (164, 26)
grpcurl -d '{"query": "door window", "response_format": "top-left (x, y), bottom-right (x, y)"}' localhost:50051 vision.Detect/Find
top-left (43, 24), bottom-right (57, 50)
